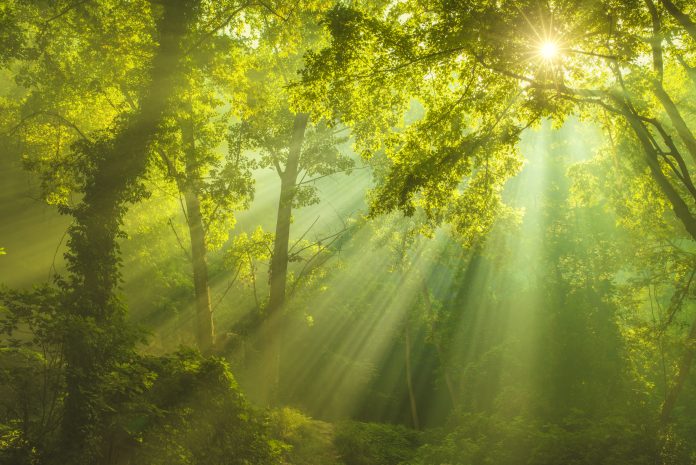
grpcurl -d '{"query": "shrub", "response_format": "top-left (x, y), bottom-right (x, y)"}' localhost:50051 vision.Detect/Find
top-left (119, 348), bottom-right (283, 465)
top-left (334, 421), bottom-right (421, 465)
top-left (269, 407), bottom-right (340, 465)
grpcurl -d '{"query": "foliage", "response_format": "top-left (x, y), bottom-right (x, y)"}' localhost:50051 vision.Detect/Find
top-left (0, 286), bottom-right (64, 464)
top-left (3, 1), bottom-right (696, 464)
top-left (334, 421), bottom-right (421, 465)
top-left (269, 407), bottom-right (340, 465)
top-left (299, 4), bottom-right (527, 243)
top-left (0, 289), bottom-right (283, 465)
top-left (126, 349), bottom-right (282, 465)
top-left (407, 412), bottom-right (657, 465)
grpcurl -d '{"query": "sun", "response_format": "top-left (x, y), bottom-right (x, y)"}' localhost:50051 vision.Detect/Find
top-left (539, 41), bottom-right (560, 60)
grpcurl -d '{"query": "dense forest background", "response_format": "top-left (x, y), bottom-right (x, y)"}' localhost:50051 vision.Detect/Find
top-left (1, 0), bottom-right (696, 464)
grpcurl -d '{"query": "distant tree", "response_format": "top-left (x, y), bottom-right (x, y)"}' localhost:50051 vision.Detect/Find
top-left (227, 3), bottom-right (353, 402)
top-left (152, 14), bottom-right (256, 350)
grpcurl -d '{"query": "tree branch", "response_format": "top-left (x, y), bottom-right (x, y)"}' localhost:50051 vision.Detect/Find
top-left (659, 0), bottom-right (696, 43)
top-left (168, 217), bottom-right (191, 261)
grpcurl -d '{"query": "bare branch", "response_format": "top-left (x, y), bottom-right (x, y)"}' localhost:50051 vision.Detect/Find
top-left (288, 216), bottom-right (320, 254)
top-left (43, 0), bottom-right (90, 25)
top-left (168, 217), bottom-right (191, 261)
top-left (211, 263), bottom-right (243, 313)
top-left (257, 1), bottom-right (288, 21)
top-left (7, 110), bottom-right (92, 141)
top-left (296, 165), bottom-right (369, 186)
top-left (186, 2), bottom-right (250, 53)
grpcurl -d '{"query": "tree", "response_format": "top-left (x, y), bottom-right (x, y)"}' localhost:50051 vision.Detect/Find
top-left (233, 6), bottom-right (353, 315)
top-left (229, 3), bottom-right (353, 402)
top-left (60, 1), bottom-right (202, 461)
top-left (153, 23), bottom-right (254, 350)
top-left (300, 0), bottom-right (696, 427)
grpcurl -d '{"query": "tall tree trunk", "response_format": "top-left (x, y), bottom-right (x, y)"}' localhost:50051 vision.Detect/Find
top-left (262, 112), bottom-right (309, 405)
top-left (661, 316), bottom-right (696, 423)
top-left (405, 321), bottom-right (420, 430)
top-left (181, 115), bottom-right (214, 350)
top-left (183, 187), bottom-right (214, 349)
top-left (59, 2), bottom-right (198, 464)
top-left (268, 112), bottom-right (310, 313)
top-left (421, 280), bottom-right (458, 409)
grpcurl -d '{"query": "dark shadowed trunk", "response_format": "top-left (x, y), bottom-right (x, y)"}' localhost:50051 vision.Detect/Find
top-left (59, 1), bottom-right (199, 463)
top-left (183, 187), bottom-right (214, 349)
top-left (181, 114), bottom-right (214, 350)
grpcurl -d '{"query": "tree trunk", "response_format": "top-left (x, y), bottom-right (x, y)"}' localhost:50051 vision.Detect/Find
top-left (619, 101), bottom-right (696, 426)
top-left (268, 112), bottom-right (310, 314)
top-left (181, 114), bottom-right (215, 350)
top-left (658, 0), bottom-right (696, 43)
top-left (660, 316), bottom-right (696, 424)
top-left (405, 321), bottom-right (420, 430)
top-left (652, 81), bottom-right (696, 165)
top-left (59, 2), bottom-right (198, 463)
top-left (262, 112), bottom-right (309, 405)
top-left (183, 188), bottom-right (214, 350)
top-left (618, 102), bottom-right (696, 241)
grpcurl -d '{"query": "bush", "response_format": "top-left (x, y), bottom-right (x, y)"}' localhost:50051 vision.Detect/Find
top-left (269, 407), bottom-right (340, 465)
top-left (118, 348), bottom-right (283, 465)
top-left (334, 421), bottom-right (421, 465)
top-left (406, 412), bottom-right (658, 465)
top-left (0, 286), bottom-right (63, 465)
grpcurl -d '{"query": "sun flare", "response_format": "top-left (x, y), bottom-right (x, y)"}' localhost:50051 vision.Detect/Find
top-left (539, 41), bottom-right (559, 60)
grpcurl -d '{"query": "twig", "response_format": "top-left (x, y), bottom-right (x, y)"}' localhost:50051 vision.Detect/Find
top-left (6, 110), bottom-right (91, 141)
top-left (288, 216), bottom-right (320, 254)
top-left (296, 165), bottom-right (370, 185)
top-left (43, 0), bottom-right (90, 25)
top-left (168, 218), bottom-right (191, 261)
top-left (211, 263), bottom-right (243, 313)
top-left (186, 3), bottom-right (250, 53)
top-left (48, 223), bottom-right (72, 282)
top-left (288, 227), bottom-right (350, 297)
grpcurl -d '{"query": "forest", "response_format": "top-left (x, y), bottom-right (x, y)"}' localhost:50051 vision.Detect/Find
top-left (1, 0), bottom-right (696, 464)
